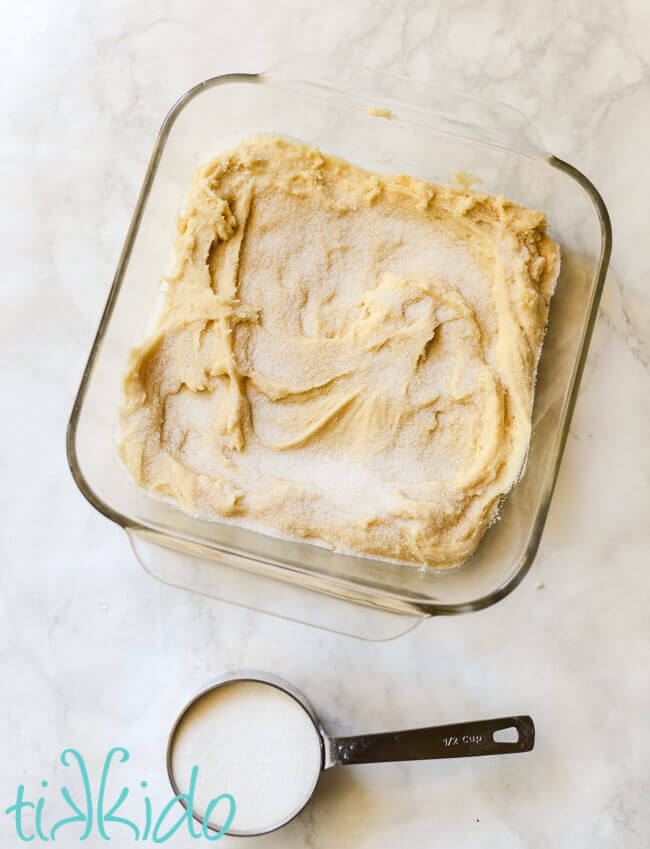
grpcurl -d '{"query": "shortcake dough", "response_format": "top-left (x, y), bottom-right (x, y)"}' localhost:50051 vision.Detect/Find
top-left (120, 137), bottom-right (559, 567)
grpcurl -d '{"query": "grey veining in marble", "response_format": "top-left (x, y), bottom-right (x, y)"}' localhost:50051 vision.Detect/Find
top-left (1, 0), bottom-right (649, 846)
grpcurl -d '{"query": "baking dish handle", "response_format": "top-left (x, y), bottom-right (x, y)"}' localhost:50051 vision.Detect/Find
top-left (264, 53), bottom-right (545, 158)
top-left (127, 529), bottom-right (425, 641)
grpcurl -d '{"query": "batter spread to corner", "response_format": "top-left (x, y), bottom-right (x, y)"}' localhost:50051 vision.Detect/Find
top-left (120, 137), bottom-right (559, 567)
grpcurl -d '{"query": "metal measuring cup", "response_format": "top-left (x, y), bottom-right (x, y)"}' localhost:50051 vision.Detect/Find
top-left (167, 670), bottom-right (535, 837)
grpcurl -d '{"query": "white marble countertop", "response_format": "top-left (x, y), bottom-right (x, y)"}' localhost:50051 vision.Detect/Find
top-left (2, 0), bottom-right (649, 846)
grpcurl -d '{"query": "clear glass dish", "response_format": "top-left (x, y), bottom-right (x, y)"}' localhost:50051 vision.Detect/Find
top-left (67, 55), bottom-right (611, 640)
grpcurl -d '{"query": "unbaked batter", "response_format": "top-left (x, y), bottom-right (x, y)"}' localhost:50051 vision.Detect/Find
top-left (120, 137), bottom-right (559, 567)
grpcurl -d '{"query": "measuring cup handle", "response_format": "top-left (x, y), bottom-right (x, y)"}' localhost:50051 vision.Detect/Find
top-left (329, 715), bottom-right (534, 766)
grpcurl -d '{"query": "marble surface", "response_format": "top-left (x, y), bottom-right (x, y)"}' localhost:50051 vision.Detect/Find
top-left (1, 0), bottom-right (649, 846)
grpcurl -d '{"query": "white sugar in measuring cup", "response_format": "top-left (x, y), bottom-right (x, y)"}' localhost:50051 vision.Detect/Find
top-left (167, 671), bottom-right (535, 837)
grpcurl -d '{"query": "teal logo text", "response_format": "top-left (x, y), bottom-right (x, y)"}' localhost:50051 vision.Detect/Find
top-left (5, 748), bottom-right (235, 842)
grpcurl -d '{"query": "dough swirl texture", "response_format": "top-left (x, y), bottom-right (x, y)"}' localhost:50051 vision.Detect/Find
top-left (120, 137), bottom-right (559, 567)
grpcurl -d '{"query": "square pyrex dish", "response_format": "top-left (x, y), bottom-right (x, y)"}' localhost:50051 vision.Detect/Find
top-left (67, 55), bottom-right (611, 640)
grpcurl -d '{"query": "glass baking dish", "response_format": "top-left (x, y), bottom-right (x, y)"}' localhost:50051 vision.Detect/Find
top-left (67, 55), bottom-right (611, 640)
